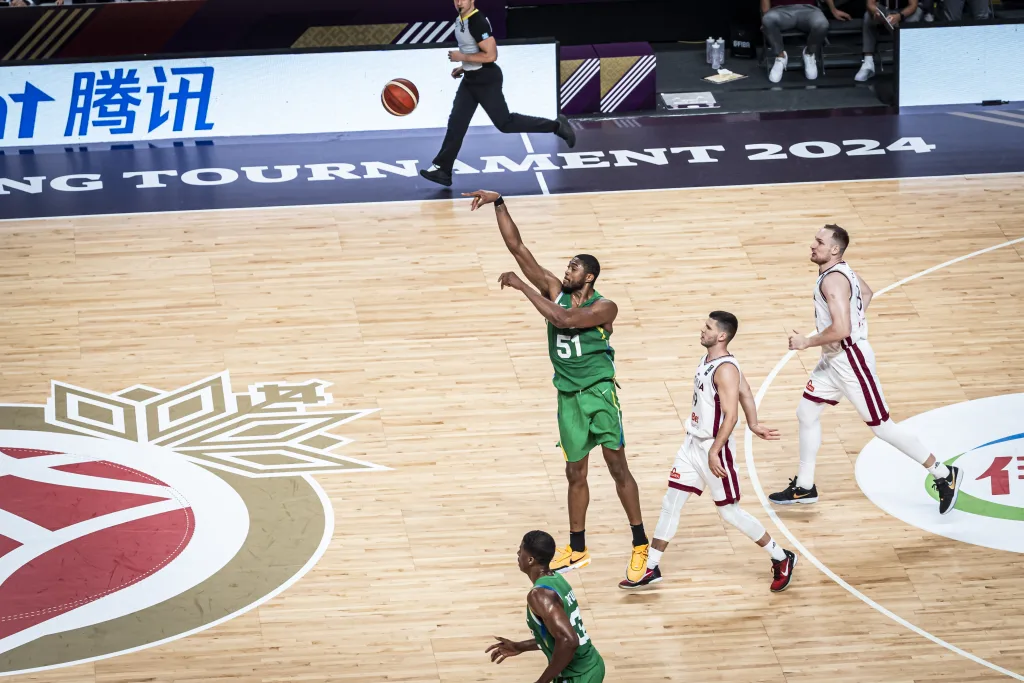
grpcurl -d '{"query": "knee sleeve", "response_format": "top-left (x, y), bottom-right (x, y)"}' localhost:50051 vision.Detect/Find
top-left (870, 418), bottom-right (932, 466)
top-left (653, 487), bottom-right (690, 543)
top-left (796, 397), bottom-right (826, 488)
top-left (797, 397), bottom-right (827, 425)
top-left (717, 503), bottom-right (767, 543)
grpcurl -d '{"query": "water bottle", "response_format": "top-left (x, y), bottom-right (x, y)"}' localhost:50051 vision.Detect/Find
top-left (706, 37), bottom-right (714, 64)
top-left (711, 40), bottom-right (723, 69)
top-left (716, 38), bottom-right (726, 67)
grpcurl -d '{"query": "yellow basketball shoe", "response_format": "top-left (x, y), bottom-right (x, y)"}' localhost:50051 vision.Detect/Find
top-left (626, 543), bottom-right (649, 583)
top-left (550, 545), bottom-right (591, 574)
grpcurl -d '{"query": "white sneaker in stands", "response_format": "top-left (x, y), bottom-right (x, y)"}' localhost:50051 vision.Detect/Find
top-left (803, 49), bottom-right (818, 80)
top-left (855, 58), bottom-right (875, 82)
top-left (769, 54), bottom-right (788, 83)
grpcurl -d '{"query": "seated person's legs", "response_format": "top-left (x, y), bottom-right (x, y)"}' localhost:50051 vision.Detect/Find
top-left (856, 2), bottom-right (923, 81)
top-left (762, 7), bottom-right (792, 58)
top-left (796, 4), bottom-right (829, 79)
top-left (762, 5), bottom-right (797, 83)
top-left (967, 0), bottom-right (990, 18)
top-left (943, 0), bottom-right (966, 20)
top-left (945, 0), bottom-right (989, 19)
top-left (857, 10), bottom-right (880, 81)
top-left (763, 3), bottom-right (826, 82)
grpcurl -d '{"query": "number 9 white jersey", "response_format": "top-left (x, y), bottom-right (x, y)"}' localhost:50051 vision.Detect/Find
top-left (687, 354), bottom-right (742, 441)
top-left (814, 261), bottom-right (868, 356)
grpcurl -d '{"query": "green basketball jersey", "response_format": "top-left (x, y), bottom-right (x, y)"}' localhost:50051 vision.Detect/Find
top-left (526, 573), bottom-right (602, 678)
top-left (546, 291), bottom-right (616, 393)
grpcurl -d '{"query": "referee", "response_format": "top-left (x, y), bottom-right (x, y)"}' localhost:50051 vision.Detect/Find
top-left (420, 0), bottom-right (576, 187)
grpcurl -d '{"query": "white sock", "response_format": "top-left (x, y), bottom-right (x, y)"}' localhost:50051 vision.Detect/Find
top-left (763, 538), bottom-right (786, 562)
top-left (796, 398), bottom-right (827, 489)
top-left (863, 54), bottom-right (875, 66)
top-left (648, 547), bottom-right (664, 569)
top-left (927, 460), bottom-right (951, 479)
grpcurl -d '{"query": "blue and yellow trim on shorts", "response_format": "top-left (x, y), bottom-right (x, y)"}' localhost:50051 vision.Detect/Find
top-left (608, 380), bottom-right (625, 449)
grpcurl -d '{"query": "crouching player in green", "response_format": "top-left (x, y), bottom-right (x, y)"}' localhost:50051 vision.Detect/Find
top-left (487, 531), bottom-right (606, 683)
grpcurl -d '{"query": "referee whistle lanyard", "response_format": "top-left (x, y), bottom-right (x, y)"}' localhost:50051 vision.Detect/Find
top-left (458, 8), bottom-right (478, 29)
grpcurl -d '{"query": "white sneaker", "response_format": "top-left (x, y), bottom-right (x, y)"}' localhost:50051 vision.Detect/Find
top-left (924, 11), bottom-right (934, 21)
top-left (803, 49), bottom-right (818, 80)
top-left (855, 58), bottom-right (875, 82)
top-left (769, 54), bottom-right (788, 83)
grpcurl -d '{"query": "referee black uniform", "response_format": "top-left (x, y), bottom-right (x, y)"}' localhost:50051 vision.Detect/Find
top-left (420, 2), bottom-right (575, 187)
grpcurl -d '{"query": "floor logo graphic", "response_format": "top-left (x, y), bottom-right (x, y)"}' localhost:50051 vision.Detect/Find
top-left (0, 372), bottom-right (382, 675)
top-left (856, 393), bottom-right (1023, 553)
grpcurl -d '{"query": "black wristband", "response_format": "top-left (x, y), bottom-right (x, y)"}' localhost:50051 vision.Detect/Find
top-left (494, 195), bottom-right (505, 207)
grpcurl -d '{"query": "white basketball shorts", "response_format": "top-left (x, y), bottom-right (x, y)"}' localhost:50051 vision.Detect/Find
top-left (803, 339), bottom-right (891, 426)
top-left (667, 434), bottom-right (740, 506)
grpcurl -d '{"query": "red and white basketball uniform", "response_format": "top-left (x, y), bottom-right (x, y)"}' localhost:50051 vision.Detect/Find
top-left (667, 354), bottom-right (742, 506)
top-left (803, 261), bottom-right (891, 426)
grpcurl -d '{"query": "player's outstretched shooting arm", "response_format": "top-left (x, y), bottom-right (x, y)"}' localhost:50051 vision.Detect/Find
top-left (464, 190), bottom-right (562, 301)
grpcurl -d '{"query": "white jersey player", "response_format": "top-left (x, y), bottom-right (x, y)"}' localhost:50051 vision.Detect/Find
top-left (769, 225), bottom-right (963, 514)
top-left (620, 312), bottom-right (798, 593)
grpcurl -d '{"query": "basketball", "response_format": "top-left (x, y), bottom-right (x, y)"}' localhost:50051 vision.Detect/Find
top-left (382, 78), bottom-right (419, 116)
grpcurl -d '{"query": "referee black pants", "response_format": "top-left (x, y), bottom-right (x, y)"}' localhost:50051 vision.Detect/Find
top-left (432, 65), bottom-right (559, 173)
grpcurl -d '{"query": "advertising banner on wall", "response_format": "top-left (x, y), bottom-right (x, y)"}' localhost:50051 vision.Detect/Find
top-left (899, 23), bottom-right (1024, 107)
top-left (0, 43), bottom-right (558, 148)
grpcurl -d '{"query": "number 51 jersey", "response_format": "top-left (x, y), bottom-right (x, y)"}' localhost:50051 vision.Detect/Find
top-left (546, 290), bottom-right (616, 393)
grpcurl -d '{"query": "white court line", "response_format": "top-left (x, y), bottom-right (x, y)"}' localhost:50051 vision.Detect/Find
top-left (2, 169), bottom-right (1022, 225)
top-left (520, 132), bottom-right (549, 195)
top-left (744, 236), bottom-right (1024, 681)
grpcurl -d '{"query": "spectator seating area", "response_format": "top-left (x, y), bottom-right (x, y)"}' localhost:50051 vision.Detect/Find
top-left (757, 0), bottom-right (1013, 82)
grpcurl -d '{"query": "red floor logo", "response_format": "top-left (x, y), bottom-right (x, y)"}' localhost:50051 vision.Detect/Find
top-left (0, 373), bottom-right (383, 675)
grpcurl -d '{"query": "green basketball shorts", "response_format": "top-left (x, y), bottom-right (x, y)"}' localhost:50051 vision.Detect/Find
top-left (557, 656), bottom-right (606, 683)
top-left (556, 380), bottom-right (625, 462)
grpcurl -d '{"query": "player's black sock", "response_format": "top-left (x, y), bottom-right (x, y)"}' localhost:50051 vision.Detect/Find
top-left (569, 530), bottom-right (586, 553)
top-left (631, 523), bottom-right (648, 547)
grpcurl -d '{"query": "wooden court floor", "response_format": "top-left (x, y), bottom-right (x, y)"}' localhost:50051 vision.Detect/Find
top-left (2, 174), bottom-right (1023, 682)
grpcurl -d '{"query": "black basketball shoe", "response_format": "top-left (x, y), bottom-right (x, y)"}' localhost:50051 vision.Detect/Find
top-left (555, 114), bottom-right (576, 148)
top-left (768, 476), bottom-right (818, 505)
top-left (419, 165), bottom-right (453, 187)
top-left (932, 465), bottom-right (962, 515)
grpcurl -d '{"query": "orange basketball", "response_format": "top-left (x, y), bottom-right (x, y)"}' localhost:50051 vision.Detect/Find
top-left (382, 78), bottom-right (419, 116)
